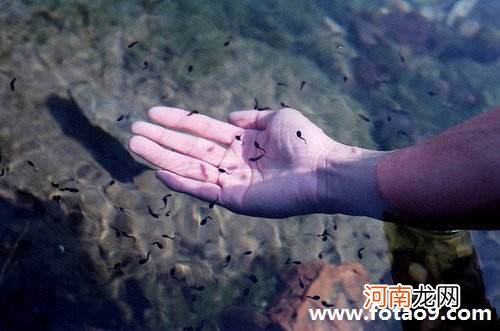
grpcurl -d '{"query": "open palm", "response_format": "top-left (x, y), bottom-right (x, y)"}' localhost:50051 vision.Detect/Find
top-left (129, 106), bottom-right (338, 218)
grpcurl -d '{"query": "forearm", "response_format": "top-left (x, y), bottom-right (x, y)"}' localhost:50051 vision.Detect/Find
top-left (377, 108), bottom-right (500, 228)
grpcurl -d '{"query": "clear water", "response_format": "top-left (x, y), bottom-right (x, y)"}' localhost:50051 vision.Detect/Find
top-left (0, 0), bottom-right (499, 330)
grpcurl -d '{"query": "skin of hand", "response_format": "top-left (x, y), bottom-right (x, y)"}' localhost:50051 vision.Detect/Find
top-left (128, 106), bottom-right (389, 219)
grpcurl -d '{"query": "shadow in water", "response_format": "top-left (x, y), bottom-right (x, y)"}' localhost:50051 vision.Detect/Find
top-left (46, 93), bottom-right (148, 183)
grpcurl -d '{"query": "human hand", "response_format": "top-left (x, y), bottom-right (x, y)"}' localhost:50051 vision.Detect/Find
top-left (129, 106), bottom-right (388, 218)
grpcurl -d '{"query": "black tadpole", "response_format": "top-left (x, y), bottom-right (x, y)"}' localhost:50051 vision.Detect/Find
top-left (127, 41), bottom-right (139, 48)
top-left (161, 193), bottom-right (172, 209)
top-left (343, 74), bottom-right (348, 82)
top-left (52, 195), bottom-right (62, 204)
top-left (10, 77), bottom-right (16, 91)
top-left (142, 61), bottom-right (148, 70)
top-left (209, 195), bottom-right (218, 209)
top-left (318, 251), bottom-right (324, 259)
top-left (26, 160), bottom-right (37, 172)
top-left (111, 226), bottom-right (121, 238)
top-left (300, 80), bottom-right (306, 90)
top-left (277, 81), bottom-right (288, 87)
top-left (224, 35), bottom-right (233, 46)
top-left (188, 65), bottom-right (193, 72)
top-left (280, 102), bottom-right (289, 108)
top-left (138, 251), bottom-right (151, 264)
top-left (307, 295), bottom-right (320, 301)
top-left (152, 241), bottom-right (163, 249)
top-left (218, 168), bottom-right (231, 175)
top-left (249, 154), bottom-right (264, 162)
top-left (322, 301), bottom-right (334, 308)
top-left (242, 250), bottom-right (252, 256)
top-left (254, 141), bottom-right (265, 153)
top-left (247, 274), bottom-right (258, 283)
top-left (120, 231), bottom-right (137, 242)
top-left (358, 247), bottom-right (365, 259)
top-left (427, 90), bottom-right (436, 96)
top-left (358, 114), bottom-right (370, 122)
top-left (147, 205), bottom-right (160, 219)
top-left (187, 110), bottom-right (199, 116)
top-left (222, 254), bottom-right (231, 268)
top-left (200, 216), bottom-right (213, 226)
top-left (399, 53), bottom-right (406, 63)
top-left (296, 130), bottom-right (307, 144)
top-left (162, 234), bottom-right (175, 240)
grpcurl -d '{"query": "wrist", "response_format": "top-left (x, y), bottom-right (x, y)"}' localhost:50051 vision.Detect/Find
top-left (316, 143), bottom-right (392, 219)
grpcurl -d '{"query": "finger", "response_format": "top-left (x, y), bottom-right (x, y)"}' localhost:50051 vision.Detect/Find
top-left (148, 106), bottom-right (243, 145)
top-left (227, 110), bottom-right (275, 130)
top-left (156, 170), bottom-right (221, 203)
top-left (131, 121), bottom-right (226, 166)
top-left (129, 135), bottom-right (219, 183)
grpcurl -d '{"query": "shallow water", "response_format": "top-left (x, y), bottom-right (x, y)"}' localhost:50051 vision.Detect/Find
top-left (0, 0), bottom-right (499, 330)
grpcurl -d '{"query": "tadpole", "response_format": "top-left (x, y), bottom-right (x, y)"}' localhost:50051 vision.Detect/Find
top-left (242, 250), bottom-right (252, 256)
top-left (120, 231), bottom-right (137, 242)
top-left (246, 274), bottom-right (258, 283)
top-left (322, 301), bottom-right (334, 308)
top-left (307, 295), bottom-right (320, 301)
top-left (300, 80), bottom-right (306, 90)
top-left (427, 90), bottom-right (436, 96)
top-left (162, 234), bottom-right (176, 240)
top-left (358, 114), bottom-right (370, 122)
top-left (127, 41), bottom-right (139, 48)
top-left (26, 160), bottom-right (37, 172)
top-left (147, 205), bottom-right (160, 219)
top-left (59, 187), bottom-right (79, 193)
top-left (358, 247), bottom-right (365, 259)
top-left (296, 130), bottom-right (307, 143)
top-left (249, 154), bottom-right (264, 162)
top-left (343, 74), bottom-right (348, 82)
top-left (218, 168), bottom-right (231, 175)
top-left (52, 195), bottom-right (62, 204)
top-left (277, 82), bottom-right (288, 87)
top-left (152, 241), bottom-right (163, 249)
top-left (224, 35), bottom-right (233, 46)
top-left (209, 195), bottom-right (218, 209)
top-left (142, 61), bottom-right (148, 70)
top-left (222, 254), bottom-right (231, 268)
top-left (280, 102), bottom-right (289, 108)
top-left (399, 53), bottom-right (405, 63)
top-left (200, 216), bottom-right (213, 226)
top-left (254, 141), bottom-right (265, 153)
top-left (161, 193), bottom-right (172, 209)
top-left (187, 110), bottom-right (199, 116)
top-left (138, 251), bottom-right (151, 264)
top-left (188, 65), bottom-right (193, 72)
top-left (10, 77), bottom-right (16, 91)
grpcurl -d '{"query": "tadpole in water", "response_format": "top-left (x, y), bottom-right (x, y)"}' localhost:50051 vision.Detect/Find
top-left (147, 205), bottom-right (160, 219)
top-left (10, 77), bottom-right (16, 91)
top-left (107, 179), bottom-right (115, 187)
top-left (358, 114), bottom-right (370, 122)
top-left (165, 209), bottom-right (171, 216)
top-left (209, 195), bottom-right (218, 209)
top-left (277, 81), bottom-right (288, 87)
top-left (307, 295), bottom-right (320, 301)
top-left (50, 181), bottom-right (60, 188)
top-left (120, 231), bottom-right (137, 242)
top-left (399, 53), bottom-right (405, 63)
top-left (224, 35), bottom-right (233, 46)
top-left (152, 241), bottom-right (163, 249)
top-left (52, 195), bottom-right (62, 204)
top-left (358, 247), bottom-right (365, 259)
top-left (187, 110), bottom-right (199, 116)
top-left (59, 187), bottom-right (79, 193)
top-left (285, 257), bottom-right (302, 265)
top-left (318, 251), bottom-right (324, 259)
top-left (161, 193), bottom-right (172, 209)
top-left (200, 216), bottom-right (213, 226)
top-left (115, 206), bottom-right (125, 213)
top-left (222, 254), bottom-right (231, 268)
top-left (142, 61), bottom-right (148, 70)
top-left (247, 274), bottom-right (258, 283)
top-left (427, 90), bottom-right (436, 96)
top-left (170, 267), bottom-right (177, 279)
top-left (280, 102), bottom-right (289, 108)
top-left (343, 74), bottom-right (348, 82)
top-left (300, 80), bottom-right (306, 90)
top-left (218, 168), bottom-right (231, 175)
top-left (317, 229), bottom-right (330, 242)
top-left (296, 130), bottom-right (307, 144)
top-left (138, 251), bottom-right (151, 264)
top-left (116, 114), bottom-right (130, 122)
top-left (249, 154), bottom-right (264, 162)
top-left (162, 234), bottom-right (175, 240)
top-left (254, 97), bottom-right (271, 111)
top-left (242, 250), bottom-right (252, 256)
top-left (387, 115), bottom-right (392, 122)
top-left (128, 41), bottom-right (139, 48)
top-left (0, 168), bottom-right (5, 177)
top-left (254, 141), bottom-right (265, 153)
top-left (322, 301), bottom-right (334, 308)
top-left (26, 160), bottom-right (37, 172)
top-left (188, 65), bottom-right (193, 72)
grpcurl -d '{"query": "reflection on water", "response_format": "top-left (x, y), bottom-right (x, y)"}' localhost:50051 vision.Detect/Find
top-left (0, 0), bottom-right (499, 330)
